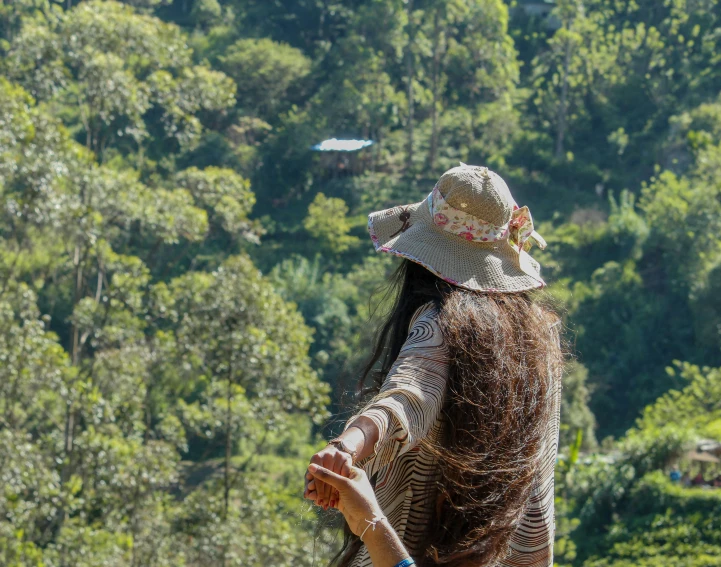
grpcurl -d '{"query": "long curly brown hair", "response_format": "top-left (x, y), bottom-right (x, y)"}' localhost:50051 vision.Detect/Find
top-left (332, 259), bottom-right (563, 567)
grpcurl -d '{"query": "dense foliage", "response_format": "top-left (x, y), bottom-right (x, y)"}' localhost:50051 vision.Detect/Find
top-left (0, 0), bottom-right (720, 565)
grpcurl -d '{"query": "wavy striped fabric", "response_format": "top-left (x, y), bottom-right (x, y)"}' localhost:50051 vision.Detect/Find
top-left (344, 302), bottom-right (561, 567)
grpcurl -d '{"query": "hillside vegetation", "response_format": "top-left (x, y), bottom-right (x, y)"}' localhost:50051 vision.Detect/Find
top-left (0, 1), bottom-right (720, 566)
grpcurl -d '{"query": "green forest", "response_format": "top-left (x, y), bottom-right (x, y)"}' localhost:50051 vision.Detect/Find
top-left (0, 0), bottom-right (720, 565)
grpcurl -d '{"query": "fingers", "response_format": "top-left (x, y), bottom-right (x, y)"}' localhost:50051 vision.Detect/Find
top-left (340, 454), bottom-right (352, 478)
top-left (330, 453), bottom-right (347, 508)
top-left (321, 452), bottom-right (334, 509)
top-left (304, 470), bottom-right (317, 495)
top-left (308, 463), bottom-right (349, 490)
top-left (303, 474), bottom-right (316, 499)
top-left (332, 453), bottom-right (352, 508)
top-left (310, 453), bottom-right (327, 507)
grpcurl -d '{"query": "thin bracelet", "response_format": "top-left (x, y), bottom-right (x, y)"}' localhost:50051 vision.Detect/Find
top-left (393, 559), bottom-right (415, 567)
top-left (359, 514), bottom-right (387, 542)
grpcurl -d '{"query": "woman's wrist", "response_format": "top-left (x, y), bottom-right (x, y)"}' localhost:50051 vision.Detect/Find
top-left (362, 516), bottom-right (410, 567)
top-left (358, 512), bottom-right (387, 542)
top-left (360, 514), bottom-right (390, 543)
top-left (334, 425), bottom-right (366, 457)
top-left (343, 416), bottom-right (380, 462)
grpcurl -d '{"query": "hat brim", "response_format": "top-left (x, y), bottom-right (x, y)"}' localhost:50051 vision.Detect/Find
top-left (368, 198), bottom-right (545, 293)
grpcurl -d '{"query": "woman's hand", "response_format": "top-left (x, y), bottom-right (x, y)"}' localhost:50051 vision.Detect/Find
top-left (307, 463), bottom-right (384, 537)
top-left (304, 444), bottom-right (353, 509)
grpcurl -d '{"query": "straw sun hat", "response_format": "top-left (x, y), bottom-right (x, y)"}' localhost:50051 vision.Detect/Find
top-left (368, 164), bottom-right (547, 292)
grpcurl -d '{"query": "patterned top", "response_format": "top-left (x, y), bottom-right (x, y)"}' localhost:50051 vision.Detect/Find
top-left (344, 303), bottom-right (561, 567)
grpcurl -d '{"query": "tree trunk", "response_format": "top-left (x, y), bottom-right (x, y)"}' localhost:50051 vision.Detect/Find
top-left (555, 33), bottom-right (572, 159)
top-left (223, 361), bottom-right (234, 521)
top-left (7, 326), bottom-right (29, 428)
top-left (429, 8), bottom-right (442, 172)
top-left (64, 244), bottom-right (83, 465)
top-left (71, 245), bottom-right (82, 366)
top-left (144, 378), bottom-right (153, 444)
top-left (405, 0), bottom-right (415, 173)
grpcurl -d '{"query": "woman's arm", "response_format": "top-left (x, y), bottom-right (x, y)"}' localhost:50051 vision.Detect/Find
top-left (308, 463), bottom-right (413, 567)
top-left (306, 303), bottom-right (447, 508)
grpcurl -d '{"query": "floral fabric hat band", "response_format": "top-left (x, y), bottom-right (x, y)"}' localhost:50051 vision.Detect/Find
top-left (426, 184), bottom-right (547, 253)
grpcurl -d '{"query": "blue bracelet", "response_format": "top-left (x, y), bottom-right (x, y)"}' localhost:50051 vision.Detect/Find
top-left (393, 559), bottom-right (415, 567)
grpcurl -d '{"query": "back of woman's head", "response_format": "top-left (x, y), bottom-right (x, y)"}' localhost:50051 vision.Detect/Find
top-left (351, 260), bottom-right (563, 567)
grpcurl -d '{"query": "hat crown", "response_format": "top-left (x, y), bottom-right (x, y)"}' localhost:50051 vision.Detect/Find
top-left (436, 165), bottom-right (515, 227)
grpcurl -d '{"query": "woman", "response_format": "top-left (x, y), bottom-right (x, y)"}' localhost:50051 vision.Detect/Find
top-left (305, 165), bottom-right (564, 567)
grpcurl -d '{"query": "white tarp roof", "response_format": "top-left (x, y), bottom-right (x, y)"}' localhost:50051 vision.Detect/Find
top-left (311, 138), bottom-right (374, 152)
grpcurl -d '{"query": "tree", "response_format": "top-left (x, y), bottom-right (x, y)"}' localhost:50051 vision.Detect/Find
top-left (404, 0), bottom-right (416, 172)
top-left (560, 362), bottom-right (598, 451)
top-left (303, 193), bottom-right (360, 254)
top-left (218, 38), bottom-right (311, 120)
top-left (175, 166), bottom-right (258, 242)
top-left (529, 0), bottom-right (621, 161)
top-left (4, 0), bottom-right (236, 160)
top-left (0, 11), bottom-right (330, 559)
top-left (167, 254), bottom-right (330, 565)
top-left (562, 359), bottom-right (721, 566)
